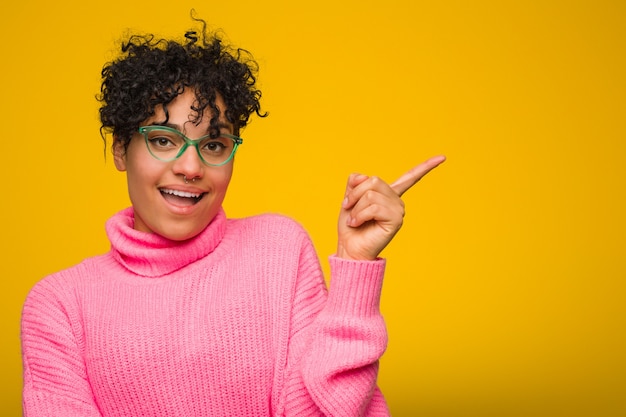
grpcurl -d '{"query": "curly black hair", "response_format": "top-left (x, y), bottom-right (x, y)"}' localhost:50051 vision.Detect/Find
top-left (98, 17), bottom-right (266, 151)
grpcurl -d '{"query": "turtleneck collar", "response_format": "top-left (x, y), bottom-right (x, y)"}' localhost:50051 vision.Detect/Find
top-left (105, 207), bottom-right (227, 277)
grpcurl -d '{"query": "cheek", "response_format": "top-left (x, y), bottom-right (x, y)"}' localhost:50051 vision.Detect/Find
top-left (124, 153), bottom-right (162, 196)
top-left (124, 141), bottom-right (148, 174)
top-left (127, 162), bottom-right (152, 186)
top-left (214, 166), bottom-right (234, 192)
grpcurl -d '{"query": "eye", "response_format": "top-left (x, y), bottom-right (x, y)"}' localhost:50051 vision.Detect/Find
top-left (146, 131), bottom-right (182, 150)
top-left (150, 136), bottom-right (175, 148)
top-left (201, 139), bottom-right (229, 155)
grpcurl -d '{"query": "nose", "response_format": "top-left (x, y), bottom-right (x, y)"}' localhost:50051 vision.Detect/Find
top-left (171, 145), bottom-right (204, 181)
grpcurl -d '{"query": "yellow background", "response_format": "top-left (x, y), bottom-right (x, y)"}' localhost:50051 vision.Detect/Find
top-left (2, 1), bottom-right (625, 416)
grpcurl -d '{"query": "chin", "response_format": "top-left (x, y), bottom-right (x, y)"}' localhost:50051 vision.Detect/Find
top-left (140, 209), bottom-right (219, 241)
top-left (161, 226), bottom-right (207, 242)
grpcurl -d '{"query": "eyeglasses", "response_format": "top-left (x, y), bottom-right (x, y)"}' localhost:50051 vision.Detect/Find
top-left (138, 125), bottom-right (243, 166)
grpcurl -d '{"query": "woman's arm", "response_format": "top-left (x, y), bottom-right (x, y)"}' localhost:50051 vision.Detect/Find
top-left (278, 157), bottom-right (445, 416)
top-left (22, 277), bottom-right (102, 417)
top-left (278, 238), bottom-right (389, 416)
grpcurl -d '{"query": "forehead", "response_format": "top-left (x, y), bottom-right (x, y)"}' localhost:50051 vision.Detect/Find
top-left (144, 90), bottom-right (233, 132)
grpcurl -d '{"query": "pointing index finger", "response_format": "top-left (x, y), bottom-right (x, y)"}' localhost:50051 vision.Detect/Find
top-left (390, 155), bottom-right (446, 196)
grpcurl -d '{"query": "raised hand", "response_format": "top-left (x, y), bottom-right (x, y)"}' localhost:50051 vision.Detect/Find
top-left (336, 155), bottom-right (446, 260)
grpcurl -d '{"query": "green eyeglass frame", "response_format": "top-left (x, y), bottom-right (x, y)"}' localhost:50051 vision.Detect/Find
top-left (138, 125), bottom-right (243, 167)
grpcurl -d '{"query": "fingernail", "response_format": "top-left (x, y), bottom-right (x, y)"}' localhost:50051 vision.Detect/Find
top-left (342, 197), bottom-right (348, 208)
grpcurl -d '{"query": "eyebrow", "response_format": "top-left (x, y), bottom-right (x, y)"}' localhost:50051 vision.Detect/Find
top-left (149, 121), bottom-right (234, 135)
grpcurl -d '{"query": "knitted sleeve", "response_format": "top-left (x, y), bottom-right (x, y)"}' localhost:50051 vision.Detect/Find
top-left (279, 234), bottom-right (390, 416)
top-left (21, 271), bottom-right (102, 417)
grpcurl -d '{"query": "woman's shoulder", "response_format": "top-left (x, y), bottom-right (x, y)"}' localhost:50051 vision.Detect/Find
top-left (226, 213), bottom-right (312, 245)
top-left (229, 212), bottom-right (307, 233)
top-left (25, 253), bottom-right (114, 302)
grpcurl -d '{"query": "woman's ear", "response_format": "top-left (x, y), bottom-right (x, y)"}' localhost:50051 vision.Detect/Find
top-left (112, 139), bottom-right (127, 172)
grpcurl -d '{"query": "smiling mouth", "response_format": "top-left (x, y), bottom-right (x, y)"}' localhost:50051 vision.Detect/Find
top-left (160, 188), bottom-right (206, 206)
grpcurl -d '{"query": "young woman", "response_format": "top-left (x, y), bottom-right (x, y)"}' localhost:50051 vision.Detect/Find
top-left (21, 20), bottom-right (445, 416)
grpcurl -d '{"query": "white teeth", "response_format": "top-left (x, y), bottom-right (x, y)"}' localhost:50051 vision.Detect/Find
top-left (161, 189), bottom-right (202, 198)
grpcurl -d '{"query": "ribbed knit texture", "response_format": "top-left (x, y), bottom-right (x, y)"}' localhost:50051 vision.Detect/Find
top-left (22, 207), bottom-right (390, 416)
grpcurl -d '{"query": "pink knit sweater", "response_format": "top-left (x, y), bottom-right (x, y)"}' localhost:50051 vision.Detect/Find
top-left (22, 208), bottom-right (390, 416)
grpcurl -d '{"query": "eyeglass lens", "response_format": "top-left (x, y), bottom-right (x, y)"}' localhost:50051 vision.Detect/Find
top-left (143, 128), bottom-right (237, 165)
